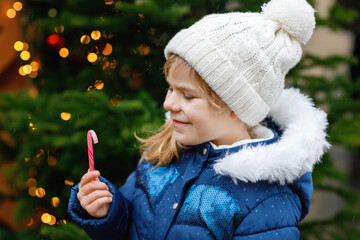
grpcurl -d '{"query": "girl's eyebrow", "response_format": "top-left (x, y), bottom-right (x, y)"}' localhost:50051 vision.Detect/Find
top-left (166, 79), bottom-right (198, 93)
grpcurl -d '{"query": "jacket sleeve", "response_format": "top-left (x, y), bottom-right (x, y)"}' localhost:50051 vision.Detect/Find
top-left (67, 172), bottom-right (136, 240)
top-left (233, 192), bottom-right (301, 240)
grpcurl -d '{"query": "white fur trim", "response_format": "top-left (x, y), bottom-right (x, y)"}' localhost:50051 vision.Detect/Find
top-left (213, 88), bottom-right (330, 185)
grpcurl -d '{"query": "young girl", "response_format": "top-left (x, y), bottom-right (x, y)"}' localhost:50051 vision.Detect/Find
top-left (68, 0), bottom-right (330, 239)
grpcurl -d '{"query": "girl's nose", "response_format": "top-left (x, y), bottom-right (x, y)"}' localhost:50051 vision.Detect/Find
top-left (163, 93), bottom-right (181, 112)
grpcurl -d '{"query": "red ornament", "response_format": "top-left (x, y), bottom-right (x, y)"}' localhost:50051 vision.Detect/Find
top-left (46, 34), bottom-right (65, 48)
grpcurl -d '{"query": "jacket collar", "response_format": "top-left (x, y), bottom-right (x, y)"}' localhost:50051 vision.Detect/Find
top-left (212, 88), bottom-right (331, 185)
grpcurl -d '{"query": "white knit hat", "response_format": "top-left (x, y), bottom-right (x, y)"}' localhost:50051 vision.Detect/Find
top-left (164, 0), bottom-right (316, 127)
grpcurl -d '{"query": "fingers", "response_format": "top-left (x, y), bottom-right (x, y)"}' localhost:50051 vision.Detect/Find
top-left (79, 170), bottom-right (101, 188)
top-left (79, 189), bottom-right (113, 208)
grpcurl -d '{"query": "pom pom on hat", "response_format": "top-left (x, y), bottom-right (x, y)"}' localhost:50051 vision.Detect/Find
top-left (262, 0), bottom-right (316, 44)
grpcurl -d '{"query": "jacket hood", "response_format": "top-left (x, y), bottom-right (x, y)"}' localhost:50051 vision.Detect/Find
top-left (213, 88), bottom-right (331, 185)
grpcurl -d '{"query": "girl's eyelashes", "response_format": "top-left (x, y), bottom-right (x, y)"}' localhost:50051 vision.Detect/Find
top-left (184, 94), bottom-right (194, 100)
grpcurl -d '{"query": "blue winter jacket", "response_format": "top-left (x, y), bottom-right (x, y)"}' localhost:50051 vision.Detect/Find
top-left (68, 88), bottom-right (330, 240)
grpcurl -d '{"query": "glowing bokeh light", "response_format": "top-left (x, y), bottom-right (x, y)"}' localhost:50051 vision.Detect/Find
top-left (27, 178), bottom-right (37, 187)
top-left (80, 35), bottom-right (90, 44)
top-left (59, 48), bottom-right (69, 58)
top-left (6, 9), bottom-right (16, 18)
top-left (18, 66), bottom-right (26, 76)
top-left (104, 0), bottom-right (115, 5)
top-left (35, 187), bottom-right (46, 198)
top-left (60, 112), bottom-right (71, 121)
top-left (64, 179), bottom-right (74, 185)
top-left (47, 156), bottom-right (57, 166)
top-left (51, 197), bottom-right (60, 207)
top-left (54, 25), bottom-right (64, 33)
top-left (41, 213), bottom-right (51, 224)
top-left (13, 2), bottom-right (23, 11)
top-left (28, 187), bottom-right (36, 196)
top-left (102, 43), bottom-right (113, 55)
top-left (91, 30), bottom-right (101, 40)
top-left (25, 218), bottom-right (34, 227)
top-left (87, 53), bottom-right (98, 63)
top-left (29, 71), bottom-right (38, 78)
top-left (94, 80), bottom-right (104, 90)
top-left (29, 86), bottom-right (39, 98)
top-left (49, 215), bottom-right (56, 225)
top-left (14, 41), bottom-right (24, 51)
top-left (20, 51), bottom-right (31, 61)
top-left (48, 8), bottom-right (57, 18)
top-left (24, 157), bottom-right (31, 162)
top-left (23, 64), bottom-right (32, 74)
top-left (30, 61), bottom-right (39, 71)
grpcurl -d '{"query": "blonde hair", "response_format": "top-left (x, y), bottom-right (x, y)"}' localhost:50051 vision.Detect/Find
top-left (137, 54), bottom-right (228, 168)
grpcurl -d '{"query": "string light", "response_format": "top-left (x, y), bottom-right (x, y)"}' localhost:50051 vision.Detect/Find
top-left (47, 156), bottom-right (57, 166)
top-left (41, 213), bottom-right (51, 224)
top-left (35, 187), bottom-right (46, 198)
top-left (64, 179), bottom-right (74, 185)
top-left (27, 178), bottom-right (37, 187)
top-left (18, 66), bottom-right (27, 76)
top-left (23, 64), bottom-right (32, 74)
top-left (30, 61), bottom-right (39, 71)
top-left (102, 43), bottom-right (113, 55)
top-left (13, 2), bottom-right (23, 11)
top-left (80, 35), bottom-right (90, 44)
top-left (14, 41), bottom-right (24, 51)
top-left (54, 25), bottom-right (64, 33)
top-left (28, 187), bottom-right (36, 196)
top-left (6, 9), bottom-right (16, 18)
top-left (20, 51), bottom-right (31, 61)
top-left (94, 80), bottom-right (104, 90)
top-left (48, 8), bottom-right (57, 18)
top-left (25, 218), bottom-right (34, 227)
top-left (104, 0), bottom-right (115, 5)
top-left (60, 112), bottom-right (71, 121)
top-left (51, 197), bottom-right (60, 207)
top-left (59, 48), bottom-right (69, 58)
top-left (91, 30), bottom-right (101, 40)
top-left (87, 53), bottom-right (98, 63)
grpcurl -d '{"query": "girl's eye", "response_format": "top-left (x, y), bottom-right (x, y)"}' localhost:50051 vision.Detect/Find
top-left (167, 86), bottom-right (173, 92)
top-left (184, 94), bottom-right (194, 100)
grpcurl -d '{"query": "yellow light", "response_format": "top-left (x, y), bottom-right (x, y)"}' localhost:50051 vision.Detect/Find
top-left (91, 30), bottom-right (101, 40)
top-left (41, 213), bottom-right (51, 224)
top-left (28, 187), bottom-right (36, 196)
top-left (80, 35), bottom-right (90, 44)
top-left (60, 112), bottom-right (71, 121)
top-left (36, 149), bottom-right (44, 158)
top-left (64, 179), bottom-right (74, 186)
top-left (18, 66), bottom-right (26, 76)
top-left (104, 0), bottom-right (115, 5)
top-left (27, 178), bottom-right (37, 187)
top-left (59, 48), bottom-right (69, 58)
top-left (35, 187), bottom-right (46, 198)
top-left (51, 197), bottom-right (60, 207)
top-left (25, 218), bottom-right (34, 227)
top-left (13, 2), bottom-right (23, 11)
top-left (14, 41), bottom-right (24, 51)
top-left (138, 44), bottom-right (150, 56)
top-left (6, 9), bottom-right (16, 18)
top-left (29, 122), bottom-right (33, 127)
top-left (22, 42), bottom-right (29, 51)
top-left (87, 53), bottom-right (98, 63)
top-left (49, 215), bottom-right (56, 225)
top-left (30, 61), bottom-right (39, 71)
top-left (23, 64), bottom-right (32, 74)
top-left (47, 156), bottom-right (57, 166)
top-left (102, 43), bottom-right (113, 55)
top-left (54, 25), bottom-right (64, 33)
top-left (48, 8), bottom-right (57, 18)
top-left (29, 71), bottom-right (38, 79)
top-left (94, 80), bottom-right (104, 90)
top-left (24, 157), bottom-right (31, 162)
top-left (20, 51), bottom-right (31, 61)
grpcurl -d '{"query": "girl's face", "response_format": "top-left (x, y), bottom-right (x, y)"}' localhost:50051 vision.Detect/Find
top-left (163, 62), bottom-right (240, 146)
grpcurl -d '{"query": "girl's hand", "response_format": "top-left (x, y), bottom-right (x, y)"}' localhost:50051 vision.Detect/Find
top-left (77, 170), bottom-right (113, 218)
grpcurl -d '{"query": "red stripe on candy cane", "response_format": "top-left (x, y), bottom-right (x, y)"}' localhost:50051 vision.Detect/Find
top-left (87, 130), bottom-right (98, 171)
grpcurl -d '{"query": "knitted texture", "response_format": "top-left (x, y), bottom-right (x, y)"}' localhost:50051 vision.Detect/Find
top-left (164, 0), bottom-right (315, 126)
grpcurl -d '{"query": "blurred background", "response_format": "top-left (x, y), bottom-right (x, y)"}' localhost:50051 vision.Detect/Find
top-left (0, 0), bottom-right (359, 239)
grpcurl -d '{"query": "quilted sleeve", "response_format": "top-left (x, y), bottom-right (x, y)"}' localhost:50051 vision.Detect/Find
top-left (67, 175), bottom-right (133, 240)
top-left (234, 192), bottom-right (302, 240)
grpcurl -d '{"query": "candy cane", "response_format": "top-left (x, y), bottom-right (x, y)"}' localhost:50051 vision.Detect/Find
top-left (87, 130), bottom-right (98, 171)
